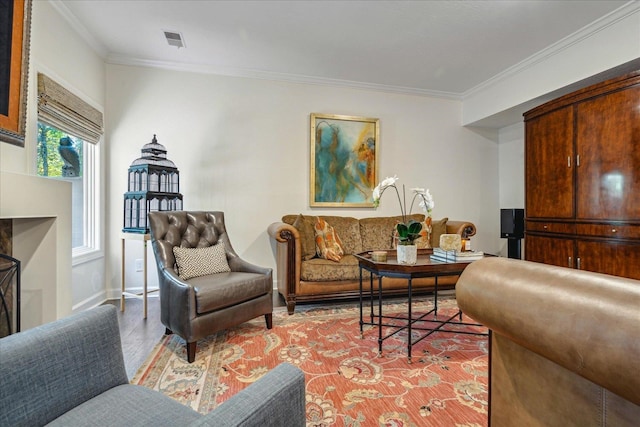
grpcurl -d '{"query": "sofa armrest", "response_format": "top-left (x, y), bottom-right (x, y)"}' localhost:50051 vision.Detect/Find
top-left (191, 363), bottom-right (306, 427)
top-left (456, 257), bottom-right (640, 406)
top-left (446, 220), bottom-right (476, 238)
top-left (0, 305), bottom-right (129, 426)
top-left (268, 222), bottom-right (302, 313)
top-left (267, 221), bottom-right (300, 244)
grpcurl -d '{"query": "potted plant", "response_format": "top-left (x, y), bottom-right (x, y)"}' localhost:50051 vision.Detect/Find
top-left (372, 176), bottom-right (435, 264)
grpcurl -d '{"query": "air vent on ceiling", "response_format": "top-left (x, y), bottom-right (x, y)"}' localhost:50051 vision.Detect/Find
top-left (163, 30), bottom-right (185, 48)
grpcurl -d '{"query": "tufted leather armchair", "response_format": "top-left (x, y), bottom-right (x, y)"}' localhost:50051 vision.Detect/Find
top-left (148, 211), bottom-right (273, 363)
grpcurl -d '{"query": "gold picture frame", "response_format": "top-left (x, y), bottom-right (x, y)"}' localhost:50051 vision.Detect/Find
top-left (0, 0), bottom-right (32, 147)
top-left (310, 113), bottom-right (379, 207)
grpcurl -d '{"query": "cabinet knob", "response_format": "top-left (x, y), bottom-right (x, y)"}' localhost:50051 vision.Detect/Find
top-left (612, 228), bottom-right (617, 233)
top-left (543, 225), bottom-right (548, 230)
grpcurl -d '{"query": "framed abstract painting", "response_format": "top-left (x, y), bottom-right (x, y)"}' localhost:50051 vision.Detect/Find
top-left (0, 0), bottom-right (31, 147)
top-left (310, 113), bottom-right (379, 207)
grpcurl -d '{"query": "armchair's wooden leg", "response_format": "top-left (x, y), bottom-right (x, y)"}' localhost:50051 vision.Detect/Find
top-left (165, 328), bottom-right (173, 335)
top-left (265, 313), bottom-right (273, 329)
top-left (186, 342), bottom-right (197, 363)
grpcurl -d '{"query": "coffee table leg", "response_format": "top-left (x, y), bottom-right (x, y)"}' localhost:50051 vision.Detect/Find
top-left (378, 274), bottom-right (383, 356)
top-left (369, 272), bottom-right (374, 323)
top-left (434, 275), bottom-right (439, 318)
top-left (359, 267), bottom-right (363, 338)
top-left (408, 277), bottom-right (412, 363)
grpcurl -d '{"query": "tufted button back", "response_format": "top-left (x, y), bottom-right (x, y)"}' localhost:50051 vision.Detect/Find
top-left (149, 211), bottom-right (231, 271)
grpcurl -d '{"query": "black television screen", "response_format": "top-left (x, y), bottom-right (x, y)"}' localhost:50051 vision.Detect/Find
top-left (501, 208), bottom-right (524, 239)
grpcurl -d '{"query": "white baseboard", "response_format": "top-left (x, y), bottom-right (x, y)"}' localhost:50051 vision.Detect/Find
top-left (72, 291), bottom-right (108, 313)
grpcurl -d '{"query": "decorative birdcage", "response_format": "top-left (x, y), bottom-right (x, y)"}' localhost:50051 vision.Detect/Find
top-left (123, 135), bottom-right (183, 233)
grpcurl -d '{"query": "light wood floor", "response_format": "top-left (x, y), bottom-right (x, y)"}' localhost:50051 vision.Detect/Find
top-left (103, 297), bottom-right (165, 379)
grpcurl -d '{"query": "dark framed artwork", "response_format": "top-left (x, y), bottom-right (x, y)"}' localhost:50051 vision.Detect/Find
top-left (310, 113), bottom-right (379, 207)
top-left (0, 0), bottom-right (31, 147)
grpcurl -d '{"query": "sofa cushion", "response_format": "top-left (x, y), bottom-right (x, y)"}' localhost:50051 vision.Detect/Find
top-left (46, 384), bottom-right (201, 426)
top-left (430, 217), bottom-right (449, 248)
top-left (361, 215), bottom-right (403, 251)
top-left (173, 242), bottom-right (230, 280)
top-left (293, 214), bottom-right (317, 260)
top-left (318, 216), bottom-right (362, 255)
top-left (314, 217), bottom-right (345, 261)
top-left (415, 216), bottom-right (432, 249)
top-left (364, 214), bottom-right (426, 250)
top-left (190, 272), bottom-right (272, 314)
top-left (283, 214), bottom-right (362, 255)
top-left (300, 254), bottom-right (361, 281)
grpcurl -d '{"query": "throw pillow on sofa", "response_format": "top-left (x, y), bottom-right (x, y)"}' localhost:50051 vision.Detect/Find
top-left (415, 216), bottom-right (433, 249)
top-left (314, 217), bottom-right (345, 262)
top-left (173, 242), bottom-right (231, 280)
top-left (390, 217), bottom-right (448, 249)
top-left (293, 214), bottom-right (317, 260)
top-left (430, 217), bottom-right (449, 248)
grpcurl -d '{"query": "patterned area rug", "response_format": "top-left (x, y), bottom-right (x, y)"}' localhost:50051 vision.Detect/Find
top-left (133, 298), bottom-right (488, 426)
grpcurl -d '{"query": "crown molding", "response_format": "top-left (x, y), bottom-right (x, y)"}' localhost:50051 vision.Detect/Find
top-left (105, 54), bottom-right (462, 100)
top-left (462, 1), bottom-right (640, 99)
top-left (52, 0), bottom-right (637, 102)
top-left (48, 0), bottom-right (108, 58)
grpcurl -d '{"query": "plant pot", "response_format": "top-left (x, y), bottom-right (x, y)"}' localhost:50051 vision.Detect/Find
top-left (397, 244), bottom-right (418, 264)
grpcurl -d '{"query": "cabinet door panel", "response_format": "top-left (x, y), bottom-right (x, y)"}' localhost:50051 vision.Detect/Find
top-left (576, 85), bottom-right (640, 220)
top-left (526, 106), bottom-right (574, 219)
top-left (575, 240), bottom-right (617, 275)
top-left (577, 240), bottom-right (640, 280)
top-left (525, 234), bottom-right (574, 268)
top-left (617, 243), bottom-right (640, 280)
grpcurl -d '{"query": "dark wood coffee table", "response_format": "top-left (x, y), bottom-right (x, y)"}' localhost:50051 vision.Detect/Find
top-left (354, 249), bottom-right (487, 362)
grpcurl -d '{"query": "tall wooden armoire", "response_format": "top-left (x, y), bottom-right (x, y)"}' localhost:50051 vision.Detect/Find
top-left (524, 70), bottom-right (640, 279)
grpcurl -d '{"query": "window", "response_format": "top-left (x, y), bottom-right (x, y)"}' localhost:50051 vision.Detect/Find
top-left (36, 73), bottom-right (103, 262)
top-left (37, 123), bottom-right (94, 250)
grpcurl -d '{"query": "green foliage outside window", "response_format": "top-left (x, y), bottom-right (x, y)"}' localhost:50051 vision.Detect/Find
top-left (37, 123), bottom-right (83, 177)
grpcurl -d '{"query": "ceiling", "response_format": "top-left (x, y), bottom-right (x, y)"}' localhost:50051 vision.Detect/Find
top-left (57, 1), bottom-right (630, 99)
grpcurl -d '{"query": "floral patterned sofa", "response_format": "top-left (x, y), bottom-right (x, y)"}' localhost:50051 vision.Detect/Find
top-left (267, 214), bottom-right (476, 314)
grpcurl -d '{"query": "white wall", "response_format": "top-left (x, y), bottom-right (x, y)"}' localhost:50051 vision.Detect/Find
top-left (0, 1), bottom-right (107, 316)
top-left (105, 65), bottom-right (499, 294)
top-left (497, 123), bottom-right (525, 257)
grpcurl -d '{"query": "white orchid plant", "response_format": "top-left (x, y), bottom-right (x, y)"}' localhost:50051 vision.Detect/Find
top-left (372, 175), bottom-right (435, 245)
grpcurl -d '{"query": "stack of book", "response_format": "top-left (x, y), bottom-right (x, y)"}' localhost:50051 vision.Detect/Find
top-left (430, 248), bottom-right (485, 262)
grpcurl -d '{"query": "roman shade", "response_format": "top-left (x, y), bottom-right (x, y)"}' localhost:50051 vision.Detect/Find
top-left (37, 73), bottom-right (103, 144)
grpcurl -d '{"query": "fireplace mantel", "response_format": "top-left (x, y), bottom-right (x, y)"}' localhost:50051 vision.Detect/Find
top-left (0, 171), bottom-right (72, 329)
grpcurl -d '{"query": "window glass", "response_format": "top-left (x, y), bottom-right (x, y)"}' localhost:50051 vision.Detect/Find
top-left (37, 122), bottom-right (85, 249)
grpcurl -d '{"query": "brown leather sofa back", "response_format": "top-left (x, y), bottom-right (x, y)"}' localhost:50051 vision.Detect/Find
top-left (457, 257), bottom-right (640, 426)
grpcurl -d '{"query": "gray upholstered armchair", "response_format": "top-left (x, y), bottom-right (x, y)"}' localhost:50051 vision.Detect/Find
top-left (148, 211), bottom-right (273, 363)
top-left (0, 305), bottom-right (306, 426)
